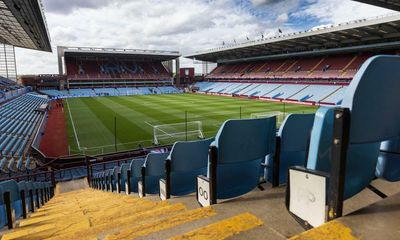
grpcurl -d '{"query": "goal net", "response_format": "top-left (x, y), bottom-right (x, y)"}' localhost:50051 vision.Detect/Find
top-left (250, 111), bottom-right (285, 124)
top-left (153, 121), bottom-right (204, 145)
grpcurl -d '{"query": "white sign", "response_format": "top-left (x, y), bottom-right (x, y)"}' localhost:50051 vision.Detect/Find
top-left (289, 169), bottom-right (326, 227)
top-left (138, 181), bottom-right (144, 198)
top-left (197, 176), bottom-right (211, 207)
top-left (125, 182), bottom-right (130, 195)
top-left (159, 179), bottom-right (167, 201)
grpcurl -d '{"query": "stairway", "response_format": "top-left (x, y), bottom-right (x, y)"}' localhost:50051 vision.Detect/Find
top-left (1, 188), bottom-right (263, 240)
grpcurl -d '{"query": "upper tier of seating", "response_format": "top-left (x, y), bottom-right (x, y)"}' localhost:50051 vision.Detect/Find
top-left (66, 59), bottom-right (171, 81)
top-left (0, 77), bottom-right (28, 104)
top-left (41, 86), bottom-right (182, 99)
top-left (0, 94), bottom-right (48, 173)
top-left (194, 81), bottom-right (346, 105)
top-left (207, 53), bottom-right (375, 80)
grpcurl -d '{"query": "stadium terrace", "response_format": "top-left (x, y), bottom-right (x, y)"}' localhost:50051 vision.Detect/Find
top-left (0, 0), bottom-right (400, 239)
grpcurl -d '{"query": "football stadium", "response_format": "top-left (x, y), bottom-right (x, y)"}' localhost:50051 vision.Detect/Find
top-left (0, 0), bottom-right (400, 239)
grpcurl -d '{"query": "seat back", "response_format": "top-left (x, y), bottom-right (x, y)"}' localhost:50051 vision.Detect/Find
top-left (120, 163), bottom-right (130, 191)
top-left (112, 166), bottom-right (119, 186)
top-left (212, 117), bottom-right (276, 199)
top-left (168, 138), bottom-right (214, 196)
top-left (0, 180), bottom-right (22, 219)
top-left (144, 152), bottom-right (169, 194)
top-left (376, 137), bottom-right (400, 181)
top-left (128, 158), bottom-right (145, 192)
top-left (307, 55), bottom-right (400, 199)
top-left (268, 113), bottom-right (314, 184)
top-left (214, 117), bottom-right (276, 164)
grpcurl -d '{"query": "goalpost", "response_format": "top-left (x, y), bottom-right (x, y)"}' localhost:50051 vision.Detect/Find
top-left (153, 121), bottom-right (204, 145)
top-left (250, 111), bottom-right (285, 123)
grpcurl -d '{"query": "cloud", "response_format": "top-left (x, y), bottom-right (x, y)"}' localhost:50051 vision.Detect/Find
top-left (44, 0), bottom-right (112, 14)
top-left (15, 0), bottom-right (394, 75)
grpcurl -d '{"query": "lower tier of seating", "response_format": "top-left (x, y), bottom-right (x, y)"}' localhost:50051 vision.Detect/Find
top-left (42, 86), bottom-right (182, 99)
top-left (194, 81), bottom-right (346, 105)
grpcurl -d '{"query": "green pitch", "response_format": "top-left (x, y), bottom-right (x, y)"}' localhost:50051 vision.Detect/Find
top-left (64, 93), bottom-right (316, 155)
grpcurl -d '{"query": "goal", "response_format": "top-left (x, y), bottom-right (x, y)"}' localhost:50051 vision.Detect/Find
top-left (250, 111), bottom-right (284, 123)
top-left (153, 121), bottom-right (204, 145)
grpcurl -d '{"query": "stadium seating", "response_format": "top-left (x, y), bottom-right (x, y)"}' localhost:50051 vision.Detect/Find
top-left (0, 179), bottom-right (53, 229)
top-left (118, 163), bottom-right (130, 192)
top-left (286, 55), bottom-right (400, 227)
top-left (207, 53), bottom-right (374, 80)
top-left (197, 117), bottom-right (276, 206)
top-left (41, 86), bottom-right (182, 99)
top-left (195, 82), bottom-right (346, 105)
top-left (266, 113), bottom-right (315, 185)
top-left (0, 95), bottom-right (48, 175)
top-left (126, 158), bottom-right (146, 194)
top-left (160, 138), bottom-right (214, 199)
top-left (66, 60), bottom-right (171, 81)
top-left (139, 152), bottom-right (169, 197)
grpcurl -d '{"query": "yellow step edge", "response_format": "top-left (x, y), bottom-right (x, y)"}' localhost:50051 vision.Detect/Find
top-left (46, 203), bottom-right (188, 240)
top-left (1, 224), bottom-right (56, 240)
top-left (289, 220), bottom-right (359, 240)
top-left (170, 212), bottom-right (263, 240)
top-left (104, 207), bottom-right (217, 240)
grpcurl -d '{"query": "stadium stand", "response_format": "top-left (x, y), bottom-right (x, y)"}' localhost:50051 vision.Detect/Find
top-left (41, 86), bottom-right (182, 99)
top-left (66, 60), bottom-right (171, 81)
top-left (0, 94), bottom-right (48, 175)
top-left (195, 81), bottom-right (346, 105)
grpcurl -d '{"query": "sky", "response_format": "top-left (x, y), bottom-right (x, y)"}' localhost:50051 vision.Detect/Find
top-left (15, 0), bottom-right (394, 75)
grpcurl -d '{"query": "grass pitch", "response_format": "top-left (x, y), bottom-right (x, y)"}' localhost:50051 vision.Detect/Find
top-left (64, 93), bottom-right (316, 155)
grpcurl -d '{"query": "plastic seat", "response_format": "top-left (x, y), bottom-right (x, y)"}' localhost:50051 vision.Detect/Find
top-left (162, 138), bottom-right (214, 199)
top-left (119, 163), bottom-right (130, 192)
top-left (267, 113), bottom-right (315, 185)
top-left (0, 180), bottom-right (22, 225)
top-left (197, 117), bottom-right (276, 205)
top-left (140, 153), bottom-right (169, 196)
top-left (126, 158), bottom-right (146, 194)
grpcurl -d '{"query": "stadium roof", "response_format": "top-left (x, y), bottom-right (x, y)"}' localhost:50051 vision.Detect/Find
top-left (185, 14), bottom-right (400, 63)
top-left (353, 0), bottom-right (400, 11)
top-left (0, 0), bottom-right (51, 51)
top-left (59, 46), bottom-right (181, 61)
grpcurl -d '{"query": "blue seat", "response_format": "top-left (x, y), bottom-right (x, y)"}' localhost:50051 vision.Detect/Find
top-left (287, 55), bottom-right (400, 226)
top-left (141, 153), bottom-right (169, 196)
top-left (111, 166), bottom-right (120, 192)
top-left (376, 137), bottom-right (400, 181)
top-left (162, 138), bottom-right (214, 199)
top-left (25, 181), bottom-right (35, 211)
top-left (198, 117), bottom-right (276, 205)
top-left (17, 181), bottom-right (30, 215)
top-left (104, 169), bottom-right (113, 191)
top-left (98, 171), bottom-right (105, 190)
top-left (119, 163), bottom-right (130, 192)
top-left (0, 180), bottom-right (22, 226)
top-left (267, 113), bottom-right (315, 185)
top-left (127, 158), bottom-right (146, 194)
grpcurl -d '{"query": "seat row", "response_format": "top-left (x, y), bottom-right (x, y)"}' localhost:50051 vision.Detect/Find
top-left (0, 180), bottom-right (54, 229)
top-left (91, 56), bottom-right (400, 228)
